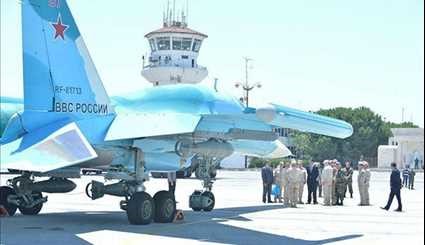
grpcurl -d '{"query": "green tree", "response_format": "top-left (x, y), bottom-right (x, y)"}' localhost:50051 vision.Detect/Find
top-left (291, 107), bottom-right (418, 163)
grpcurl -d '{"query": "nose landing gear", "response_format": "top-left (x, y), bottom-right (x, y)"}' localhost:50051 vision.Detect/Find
top-left (189, 190), bottom-right (215, 212)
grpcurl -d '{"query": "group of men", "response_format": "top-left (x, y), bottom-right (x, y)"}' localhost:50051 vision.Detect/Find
top-left (402, 165), bottom-right (416, 190)
top-left (261, 159), bottom-right (372, 208)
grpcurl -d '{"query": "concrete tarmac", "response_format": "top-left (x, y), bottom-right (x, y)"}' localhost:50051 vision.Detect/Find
top-left (0, 170), bottom-right (423, 245)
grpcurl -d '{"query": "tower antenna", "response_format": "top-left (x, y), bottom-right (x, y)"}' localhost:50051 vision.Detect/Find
top-left (166, 0), bottom-right (170, 26)
top-left (173, 0), bottom-right (176, 24)
top-left (186, 0), bottom-right (189, 25)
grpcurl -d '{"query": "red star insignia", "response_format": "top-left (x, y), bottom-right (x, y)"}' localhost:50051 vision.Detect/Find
top-left (51, 15), bottom-right (69, 40)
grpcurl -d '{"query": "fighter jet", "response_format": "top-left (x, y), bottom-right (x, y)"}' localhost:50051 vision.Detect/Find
top-left (0, 0), bottom-right (353, 225)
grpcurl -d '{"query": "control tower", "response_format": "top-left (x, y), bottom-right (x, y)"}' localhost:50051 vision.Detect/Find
top-left (142, 5), bottom-right (208, 86)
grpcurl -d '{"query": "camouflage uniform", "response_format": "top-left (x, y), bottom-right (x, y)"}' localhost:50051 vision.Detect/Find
top-left (335, 169), bottom-right (346, 205)
top-left (342, 166), bottom-right (354, 198)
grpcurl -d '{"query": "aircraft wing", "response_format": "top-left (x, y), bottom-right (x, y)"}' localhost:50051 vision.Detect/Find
top-left (1, 122), bottom-right (97, 173)
top-left (256, 104), bottom-right (354, 139)
top-left (231, 137), bottom-right (292, 159)
top-left (105, 113), bottom-right (201, 141)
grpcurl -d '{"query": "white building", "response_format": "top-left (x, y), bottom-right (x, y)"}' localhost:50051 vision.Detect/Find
top-left (378, 128), bottom-right (424, 169)
top-left (141, 10), bottom-right (208, 86)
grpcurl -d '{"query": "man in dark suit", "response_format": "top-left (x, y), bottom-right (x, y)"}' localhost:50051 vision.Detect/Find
top-left (381, 163), bottom-right (403, 212)
top-left (261, 163), bottom-right (274, 203)
top-left (306, 162), bottom-right (319, 204)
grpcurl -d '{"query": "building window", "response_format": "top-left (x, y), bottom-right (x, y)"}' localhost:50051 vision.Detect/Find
top-left (149, 39), bottom-right (156, 51)
top-left (172, 37), bottom-right (182, 50)
top-left (192, 39), bottom-right (202, 52)
top-left (157, 37), bottom-right (170, 50)
top-left (182, 38), bottom-right (192, 51)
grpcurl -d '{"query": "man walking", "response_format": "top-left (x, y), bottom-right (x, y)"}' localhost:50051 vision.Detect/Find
top-left (307, 162), bottom-right (319, 204)
top-left (261, 163), bottom-right (274, 203)
top-left (321, 160), bottom-right (334, 206)
top-left (298, 162), bottom-right (307, 204)
top-left (343, 161), bottom-right (354, 198)
top-left (381, 163), bottom-right (403, 212)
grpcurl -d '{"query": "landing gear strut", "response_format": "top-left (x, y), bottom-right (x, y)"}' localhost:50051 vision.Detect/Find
top-left (189, 156), bottom-right (217, 212)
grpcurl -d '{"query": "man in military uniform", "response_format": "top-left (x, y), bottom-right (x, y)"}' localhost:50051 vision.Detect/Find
top-left (280, 163), bottom-right (290, 207)
top-left (358, 161), bottom-right (371, 206)
top-left (287, 161), bottom-right (300, 208)
top-left (342, 161), bottom-right (354, 198)
top-left (331, 160), bottom-right (338, 205)
top-left (318, 161), bottom-right (325, 197)
top-left (335, 162), bottom-right (346, 205)
top-left (298, 161), bottom-right (307, 204)
top-left (321, 160), bottom-right (334, 206)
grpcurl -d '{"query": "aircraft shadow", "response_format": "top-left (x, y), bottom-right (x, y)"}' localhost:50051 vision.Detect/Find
top-left (2, 205), bottom-right (363, 245)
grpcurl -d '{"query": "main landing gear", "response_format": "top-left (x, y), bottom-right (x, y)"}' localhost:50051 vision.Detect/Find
top-left (118, 190), bottom-right (176, 225)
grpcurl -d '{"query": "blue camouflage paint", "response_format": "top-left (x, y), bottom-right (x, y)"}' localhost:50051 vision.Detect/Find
top-left (1, 0), bottom-right (353, 173)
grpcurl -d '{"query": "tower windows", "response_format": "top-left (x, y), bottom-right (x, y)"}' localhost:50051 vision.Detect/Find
top-left (149, 39), bottom-right (156, 51)
top-left (192, 39), bottom-right (202, 52)
top-left (157, 37), bottom-right (171, 50)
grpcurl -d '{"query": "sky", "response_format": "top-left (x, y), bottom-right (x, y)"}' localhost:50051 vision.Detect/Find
top-left (1, 0), bottom-right (424, 127)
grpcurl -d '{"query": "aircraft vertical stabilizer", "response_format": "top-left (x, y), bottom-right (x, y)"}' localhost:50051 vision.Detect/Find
top-left (22, 0), bottom-right (113, 115)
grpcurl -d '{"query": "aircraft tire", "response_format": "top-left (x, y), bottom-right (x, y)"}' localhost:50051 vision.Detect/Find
top-left (0, 186), bottom-right (18, 216)
top-left (153, 191), bottom-right (176, 223)
top-left (127, 192), bottom-right (155, 225)
top-left (210, 169), bottom-right (217, 179)
top-left (18, 191), bottom-right (43, 215)
top-left (201, 191), bottom-right (215, 212)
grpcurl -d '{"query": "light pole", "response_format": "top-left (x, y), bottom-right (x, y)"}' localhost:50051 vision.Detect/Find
top-left (235, 57), bottom-right (262, 168)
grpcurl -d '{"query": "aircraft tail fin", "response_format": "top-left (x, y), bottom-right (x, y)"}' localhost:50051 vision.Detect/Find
top-left (22, 0), bottom-right (113, 116)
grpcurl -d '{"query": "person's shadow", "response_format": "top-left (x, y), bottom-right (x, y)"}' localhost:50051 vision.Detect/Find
top-left (2, 205), bottom-right (363, 245)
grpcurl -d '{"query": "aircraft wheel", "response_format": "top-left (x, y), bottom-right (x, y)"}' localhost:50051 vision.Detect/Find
top-left (210, 169), bottom-right (217, 179)
top-left (18, 192), bottom-right (43, 215)
top-left (202, 191), bottom-right (215, 212)
top-left (0, 186), bottom-right (18, 216)
top-left (153, 191), bottom-right (176, 223)
top-left (127, 192), bottom-right (155, 225)
top-left (190, 191), bottom-right (202, 212)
